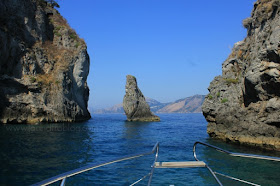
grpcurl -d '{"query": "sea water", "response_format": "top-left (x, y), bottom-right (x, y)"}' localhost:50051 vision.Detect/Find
top-left (0, 114), bottom-right (279, 185)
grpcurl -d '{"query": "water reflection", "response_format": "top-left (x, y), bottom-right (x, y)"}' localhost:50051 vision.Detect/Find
top-left (0, 121), bottom-right (95, 185)
top-left (122, 121), bottom-right (157, 185)
top-left (123, 121), bottom-right (155, 159)
top-left (124, 121), bottom-right (151, 140)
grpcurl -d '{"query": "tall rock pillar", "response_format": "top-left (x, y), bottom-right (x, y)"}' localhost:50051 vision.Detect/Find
top-left (123, 75), bottom-right (160, 122)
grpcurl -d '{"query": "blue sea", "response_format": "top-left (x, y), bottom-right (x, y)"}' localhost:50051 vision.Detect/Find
top-left (0, 114), bottom-right (279, 185)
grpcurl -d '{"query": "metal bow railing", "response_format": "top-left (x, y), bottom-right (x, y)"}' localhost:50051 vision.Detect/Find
top-left (31, 142), bottom-right (159, 186)
top-left (193, 141), bottom-right (280, 186)
top-left (32, 141), bottom-right (280, 186)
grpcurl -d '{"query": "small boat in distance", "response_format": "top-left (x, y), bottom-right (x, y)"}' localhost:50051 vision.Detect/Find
top-left (32, 141), bottom-right (280, 186)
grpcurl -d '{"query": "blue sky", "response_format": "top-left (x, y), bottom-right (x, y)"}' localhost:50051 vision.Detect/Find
top-left (58, 0), bottom-right (255, 109)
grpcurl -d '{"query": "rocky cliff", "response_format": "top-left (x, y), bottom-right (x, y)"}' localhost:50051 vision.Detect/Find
top-left (202, 0), bottom-right (280, 150)
top-left (123, 75), bottom-right (160, 121)
top-left (0, 0), bottom-right (90, 123)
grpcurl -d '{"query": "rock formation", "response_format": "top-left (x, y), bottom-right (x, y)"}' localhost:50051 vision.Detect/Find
top-left (202, 0), bottom-right (280, 150)
top-left (0, 0), bottom-right (90, 124)
top-left (123, 75), bottom-right (160, 121)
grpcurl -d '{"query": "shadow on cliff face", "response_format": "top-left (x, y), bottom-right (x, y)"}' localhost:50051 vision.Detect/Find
top-left (244, 73), bottom-right (280, 107)
top-left (0, 0), bottom-right (54, 78)
top-left (260, 73), bottom-right (280, 97)
top-left (243, 77), bottom-right (260, 107)
top-left (0, 78), bottom-right (28, 122)
top-left (0, 9), bottom-right (34, 78)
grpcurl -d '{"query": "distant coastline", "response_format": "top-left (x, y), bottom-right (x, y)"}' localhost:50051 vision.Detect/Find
top-left (91, 95), bottom-right (205, 114)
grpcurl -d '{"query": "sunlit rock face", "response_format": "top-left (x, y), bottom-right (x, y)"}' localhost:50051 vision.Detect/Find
top-left (123, 75), bottom-right (160, 122)
top-left (0, 0), bottom-right (90, 124)
top-left (203, 0), bottom-right (280, 151)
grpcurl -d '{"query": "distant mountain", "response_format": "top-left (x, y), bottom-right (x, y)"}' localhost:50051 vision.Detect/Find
top-left (92, 103), bottom-right (124, 114)
top-left (92, 95), bottom-right (205, 114)
top-left (145, 97), bottom-right (169, 113)
top-left (157, 95), bottom-right (205, 113)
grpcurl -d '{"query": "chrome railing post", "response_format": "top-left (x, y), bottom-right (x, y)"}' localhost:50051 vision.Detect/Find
top-left (147, 143), bottom-right (159, 186)
top-left (193, 142), bottom-right (223, 186)
top-left (60, 178), bottom-right (66, 186)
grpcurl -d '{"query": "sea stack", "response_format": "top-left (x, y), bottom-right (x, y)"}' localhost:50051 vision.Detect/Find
top-left (123, 75), bottom-right (160, 122)
top-left (202, 0), bottom-right (280, 151)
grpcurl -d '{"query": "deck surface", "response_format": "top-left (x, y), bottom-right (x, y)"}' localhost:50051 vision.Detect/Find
top-left (154, 161), bottom-right (206, 168)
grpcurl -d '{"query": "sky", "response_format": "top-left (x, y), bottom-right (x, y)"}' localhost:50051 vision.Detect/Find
top-left (58, 0), bottom-right (255, 109)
